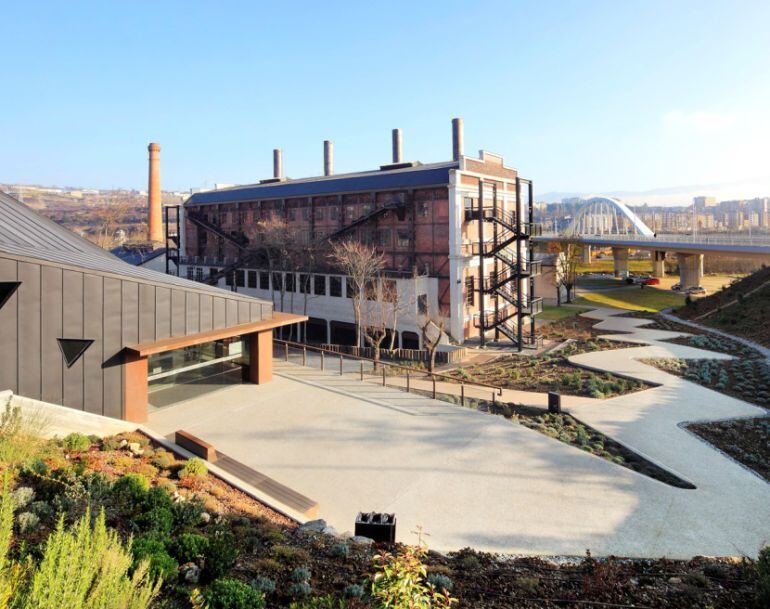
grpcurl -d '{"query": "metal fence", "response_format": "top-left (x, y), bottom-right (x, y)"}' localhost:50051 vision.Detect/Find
top-left (318, 343), bottom-right (466, 365)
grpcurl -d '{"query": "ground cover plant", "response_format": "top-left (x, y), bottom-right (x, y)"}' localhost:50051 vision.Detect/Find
top-left (646, 357), bottom-right (770, 409)
top-left (571, 286), bottom-right (685, 312)
top-left (687, 417), bottom-right (770, 482)
top-left (0, 402), bottom-right (767, 608)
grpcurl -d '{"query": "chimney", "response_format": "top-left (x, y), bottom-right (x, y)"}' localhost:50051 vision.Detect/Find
top-left (273, 148), bottom-right (283, 179)
top-left (323, 140), bottom-right (334, 176)
top-left (392, 128), bottom-right (403, 163)
top-left (452, 117), bottom-right (464, 161)
top-left (147, 142), bottom-right (162, 244)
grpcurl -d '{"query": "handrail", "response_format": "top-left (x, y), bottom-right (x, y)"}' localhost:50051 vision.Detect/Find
top-left (274, 338), bottom-right (503, 396)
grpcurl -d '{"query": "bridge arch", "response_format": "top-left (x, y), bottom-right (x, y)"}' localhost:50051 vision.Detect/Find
top-left (564, 196), bottom-right (654, 237)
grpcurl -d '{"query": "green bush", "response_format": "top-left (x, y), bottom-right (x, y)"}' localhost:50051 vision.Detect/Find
top-left (272, 544), bottom-right (311, 566)
top-left (288, 595), bottom-right (348, 608)
top-left (330, 543), bottom-right (349, 558)
top-left (427, 572), bottom-right (454, 592)
top-left (291, 567), bottom-right (312, 582)
top-left (344, 584), bottom-right (365, 598)
top-left (137, 506), bottom-right (174, 535)
top-left (16, 511), bottom-right (40, 533)
top-left (171, 532), bottom-right (209, 563)
top-left (250, 575), bottom-right (276, 596)
top-left (757, 546), bottom-right (770, 608)
top-left (132, 536), bottom-right (178, 581)
top-left (144, 486), bottom-right (173, 511)
top-left (179, 457), bottom-right (208, 479)
top-left (112, 473), bottom-right (150, 504)
top-left (172, 496), bottom-right (205, 527)
top-left (204, 578), bottom-right (266, 609)
top-left (290, 581), bottom-right (312, 597)
top-left (61, 432), bottom-right (92, 452)
top-left (101, 435), bottom-right (123, 451)
top-left (203, 530), bottom-right (239, 581)
top-left (151, 450), bottom-right (174, 469)
top-left (10, 486), bottom-right (35, 509)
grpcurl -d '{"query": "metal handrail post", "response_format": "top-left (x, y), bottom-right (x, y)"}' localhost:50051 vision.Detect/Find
top-left (406, 370), bottom-right (410, 393)
top-left (284, 343), bottom-right (289, 361)
top-left (432, 376), bottom-right (436, 399)
top-left (360, 361), bottom-right (364, 381)
top-left (461, 383), bottom-right (465, 407)
top-left (339, 355), bottom-right (343, 375)
top-left (382, 366), bottom-right (386, 386)
top-left (302, 346), bottom-right (307, 366)
top-left (321, 351), bottom-right (325, 371)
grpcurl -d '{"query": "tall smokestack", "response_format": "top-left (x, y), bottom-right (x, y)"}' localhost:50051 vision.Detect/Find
top-left (323, 140), bottom-right (334, 176)
top-left (392, 128), bottom-right (403, 163)
top-left (147, 142), bottom-right (162, 243)
top-left (273, 148), bottom-right (283, 179)
top-left (452, 118), bottom-right (464, 161)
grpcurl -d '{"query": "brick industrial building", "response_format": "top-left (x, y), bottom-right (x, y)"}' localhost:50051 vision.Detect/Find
top-left (171, 119), bottom-right (541, 349)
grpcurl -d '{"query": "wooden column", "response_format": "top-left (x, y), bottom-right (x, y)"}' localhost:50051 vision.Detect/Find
top-left (249, 329), bottom-right (273, 384)
top-left (123, 351), bottom-right (149, 423)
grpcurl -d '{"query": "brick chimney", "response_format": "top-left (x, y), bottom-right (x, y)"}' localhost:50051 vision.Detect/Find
top-left (392, 128), bottom-right (403, 163)
top-left (452, 118), bottom-right (464, 161)
top-left (147, 143), bottom-right (162, 244)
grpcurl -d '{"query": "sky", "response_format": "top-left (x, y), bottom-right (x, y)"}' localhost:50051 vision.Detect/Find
top-left (2, 0), bottom-right (770, 201)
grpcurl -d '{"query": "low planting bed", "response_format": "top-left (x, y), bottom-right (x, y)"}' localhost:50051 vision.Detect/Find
top-left (687, 417), bottom-right (770, 482)
top-left (0, 403), bottom-right (767, 608)
top-left (645, 357), bottom-right (770, 409)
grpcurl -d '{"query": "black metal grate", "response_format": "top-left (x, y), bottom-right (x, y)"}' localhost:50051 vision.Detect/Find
top-left (57, 338), bottom-right (94, 368)
top-left (0, 282), bottom-right (20, 310)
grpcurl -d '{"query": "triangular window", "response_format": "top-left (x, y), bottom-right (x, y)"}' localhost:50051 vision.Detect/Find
top-left (0, 282), bottom-right (20, 310)
top-left (57, 338), bottom-right (94, 368)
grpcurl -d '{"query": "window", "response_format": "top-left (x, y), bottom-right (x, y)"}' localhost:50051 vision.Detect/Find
top-left (195, 267), bottom-right (204, 282)
top-left (383, 279), bottom-right (397, 302)
top-left (397, 230), bottom-right (411, 248)
top-left (362, 230), bottom-right (375, 246)
top-left (287, 209), bottom-right (296, 221)
top-left (329, 276), bottom-right (342, 297)
top-left (345, 205), bottom-right (355, 220)
top-left (302, 207), bottom-right (311, 221)
top-left (330, 207), bottom-right (338, 221)
top-left (285, 273), bottom-right (295, 292)
top-left (272, 272), bottom-right (283, 292)
top-left (466, 277), bottom-right (475, 306)
top-left (346, 278), bottom-right (356, 299)
top-left (186, 266), bottom-right (194, 280)
top-left (362, 203), bottom-right (372, 216)
top-left (235, 270), bottom-right (245, 288)
top-left (299, 273), bottom-right (310, 293)
top-left (418, 201), bottom-right (429, 217)
top-left (314, 208), bottom-right (324, 221)
top-left (378, 229), bottom-right (391, 247)
top-left (247, 270), bottom-right (257, 289)
top-left (314, 275), bottom-right (326, 296)
top-left (417, 294), bottom-right (428, 315)
top-left (259, 271), bottom-right (270, 290)
top-left (225, 272), bottom-right (235, 287)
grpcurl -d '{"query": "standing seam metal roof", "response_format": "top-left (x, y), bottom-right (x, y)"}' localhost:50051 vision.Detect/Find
top-left (186, 161), bottom-right (458, 205)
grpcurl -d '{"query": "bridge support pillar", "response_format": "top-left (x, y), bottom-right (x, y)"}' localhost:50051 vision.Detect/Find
top-left (652, 251), bottom-right (666, 278)
top-left (677, 253), bottom-right (704, 289)
top-left (582, 245), bottom-right (592, 265)
top-left (612, 247), bottom-right (629, 278)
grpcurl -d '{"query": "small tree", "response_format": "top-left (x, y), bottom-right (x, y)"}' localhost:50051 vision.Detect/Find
top-left (548, 239), bottom-right (584, 303)
top-left (329, 240), bottom-right (386, 347)
top-left (419, 310), bottom-right (446, 372)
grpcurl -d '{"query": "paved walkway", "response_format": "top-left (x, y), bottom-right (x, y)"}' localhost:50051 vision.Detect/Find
top-left (148, 315), bottom-right (769, 558)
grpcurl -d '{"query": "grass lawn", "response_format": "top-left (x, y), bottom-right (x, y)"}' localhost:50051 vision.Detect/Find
top-left (539, 304), bottom-right (591, 320)
top-left (576, 259), bottom-right (653, 274)
top-left (572, 286), bottom-right (685, 312)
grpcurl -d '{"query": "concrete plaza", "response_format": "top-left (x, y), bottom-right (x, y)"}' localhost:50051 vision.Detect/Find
top-left (148, 310), bottom-right (769, 558)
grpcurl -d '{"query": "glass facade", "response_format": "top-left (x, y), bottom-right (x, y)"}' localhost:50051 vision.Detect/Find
top-left (147, 336), bottom-right (249, 409)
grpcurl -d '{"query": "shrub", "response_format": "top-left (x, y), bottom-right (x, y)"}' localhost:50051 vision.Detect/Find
top-left (171, 532), bottom-right (210, 563)
top-left (372, 545), bottom-right (455, 609)
top-left (61, 432), bottom-right (92, 452)
top-left (291, 567), bottom-right (312, 582)
top-left (289, 595), bottom-right (346, 608)
top-left (16, 510), bottom-right (40, 533)
top-left (172, 496), bottom-right (205, 527)
top-left (152, 450), bottom-right (175, 469)
top-left (10, 486), bottom-right (35, 509)
top-left (112, 473), bottom-right (150, 504)
top-left (250, 575), bottom-right (276, 596)
top-left (344, 584), bottom-right (365, 598)
top-left (427, 573), bottom-right (454, 592)
top-left (132, 535), bottom-right (179, 581)
top-left (290, 581), bottom-right (312, 597)
top-left (757, 546), bottom-right (770, 608)
top-left (204, 577), bottom-right (266, 609)
top-left (203, 530), bottom-right (239, 581)
top-left (179, 457), bottom-right (208, 479)
top-left (330, 543), bottom-right (349, 558)
top-left (273, 544), bottom-right (311, 566)
top-left (101, 435), bottom-right (123, 451)
top-left (137, 506), bottom-right (174, 535)
top-left (30, 500), bottom-right (53, 521)
top-left (144, 486), bottom-right (173, 511)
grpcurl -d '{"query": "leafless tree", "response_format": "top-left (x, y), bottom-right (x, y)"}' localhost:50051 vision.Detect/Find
top-left (418, 307), bottom-right (447, 372)
top-left (329, 240), bottom-right (386, 347)
top-left (92, 197), bottom-right (131, 249)
top-left (548, 238), bottom-right (584, 303)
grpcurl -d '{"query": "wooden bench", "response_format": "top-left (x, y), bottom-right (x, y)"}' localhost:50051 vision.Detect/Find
top-left (172, 429), bottom-right (319, 519)
top-left (175, 430), bottom-right (217, 462)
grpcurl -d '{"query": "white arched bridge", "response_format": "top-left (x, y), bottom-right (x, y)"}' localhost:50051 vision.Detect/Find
top-left (535, 195), bottom-right (770, 289)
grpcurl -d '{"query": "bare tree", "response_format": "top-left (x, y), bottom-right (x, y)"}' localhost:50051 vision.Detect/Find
top-left (329, 240), bottom-right (386, 347)
top-left (419, 309), bottom-right (446, 373)
top-left (548, 239), bottom-right (584, 304)
top-left (92, 197), bottom-right (131, 249)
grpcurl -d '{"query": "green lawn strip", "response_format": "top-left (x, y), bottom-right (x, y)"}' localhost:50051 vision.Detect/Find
top-left (572, 287), bottom-right (685, 312)
top-left (539, 305), bottom-right (591, 321)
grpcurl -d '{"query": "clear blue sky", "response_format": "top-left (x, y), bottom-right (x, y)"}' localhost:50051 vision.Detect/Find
top-left (2, 1), bottom-right (769, 197)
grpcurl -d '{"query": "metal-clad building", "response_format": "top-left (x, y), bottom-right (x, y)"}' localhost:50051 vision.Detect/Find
top-left (0, 191), bottom-right (303, 421)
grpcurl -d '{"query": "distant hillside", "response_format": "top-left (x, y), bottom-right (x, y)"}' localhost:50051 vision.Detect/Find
top-left (677, 265), bottom-right (770, 347)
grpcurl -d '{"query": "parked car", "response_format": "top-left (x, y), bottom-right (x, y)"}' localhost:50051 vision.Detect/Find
top-left (642, 278), bottom-right (660, 286)
top-left (671, 283), bottom-right (682, 291)
top-left (686, 286), bottom-right (706, 295)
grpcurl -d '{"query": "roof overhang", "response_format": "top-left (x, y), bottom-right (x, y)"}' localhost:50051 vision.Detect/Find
top-left (125, 311), bottom-right (307, 357)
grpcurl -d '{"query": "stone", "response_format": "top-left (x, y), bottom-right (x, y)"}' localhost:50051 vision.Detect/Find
top-left (119, 439), bottom-right (128, 448)
top-left (322, 525), bottom-right (338, 537)
top-left (299, 519), bottom-right (327, 533)
top-left (200, 511), bottom-right (211, 524)
top-left (350, 535), bottom-right (374, 546)
top-left (668, 577), bottom-right (682, 585)
top-left (128, 442), bottom-right (143, 455)
top-left (180, 562), bottom-right (200, 584)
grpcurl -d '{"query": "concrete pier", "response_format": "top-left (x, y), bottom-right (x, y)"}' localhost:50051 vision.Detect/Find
top-left (677, 253), bottom-right (704, 289)
top-left (612, 247), bottom-right (629, 278)
top-left (652, 251), bottom-right (666, 278)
